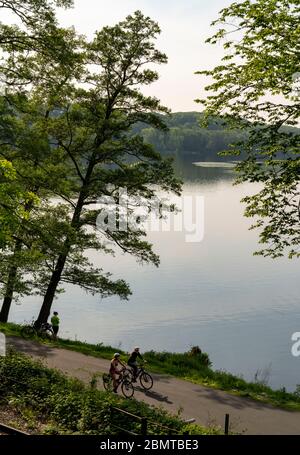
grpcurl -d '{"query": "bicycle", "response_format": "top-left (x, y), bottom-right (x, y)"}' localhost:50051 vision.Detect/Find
top-left (102, 368), bottom-right (134, 398)
top-left (21, 321), bottom-right (55, 340)
top-left (127, 362), bottom-right (153, 390)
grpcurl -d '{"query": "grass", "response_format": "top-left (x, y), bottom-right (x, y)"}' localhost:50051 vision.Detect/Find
top-left (0, 350), bottom-right (219, 435)
top-left (0, 322), bottom-right (120, 360)
top-left (145, 350), bottom-right (300, 410)
top-left (1, 321), bottom-right (300, 411)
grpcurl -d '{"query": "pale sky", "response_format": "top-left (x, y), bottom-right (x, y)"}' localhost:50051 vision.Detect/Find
top-left (56, 0), bottom-right (233, 112)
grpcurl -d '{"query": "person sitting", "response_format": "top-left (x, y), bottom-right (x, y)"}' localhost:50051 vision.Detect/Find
top-left (109, 353), bottom-right (125, 392)
top-left (127, 347), bottom-right (143, 382)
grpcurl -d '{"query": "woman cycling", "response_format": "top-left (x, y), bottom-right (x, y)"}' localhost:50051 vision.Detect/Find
top-left (109, 353), bottom-right (126, 392)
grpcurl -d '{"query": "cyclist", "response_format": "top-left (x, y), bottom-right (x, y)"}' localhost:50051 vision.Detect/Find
top-left (109, 353), bottom-right (126, 392)
top-left (127, 346), bottom-right (144, 382)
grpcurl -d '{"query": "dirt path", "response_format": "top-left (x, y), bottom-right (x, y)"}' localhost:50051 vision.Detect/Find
top-left (7, 336), bottom-right (300, 435)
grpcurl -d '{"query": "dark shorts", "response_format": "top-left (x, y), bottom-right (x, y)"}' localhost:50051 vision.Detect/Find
top-left (52, 326), bottom-right (59, 335)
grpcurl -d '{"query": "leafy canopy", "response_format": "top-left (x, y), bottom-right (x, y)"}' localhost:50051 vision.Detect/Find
top-left (197, 0), bottom-right (300, 258)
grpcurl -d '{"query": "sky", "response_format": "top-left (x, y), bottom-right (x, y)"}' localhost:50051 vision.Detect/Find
top-left (55, 0), bottom-right (233, 112)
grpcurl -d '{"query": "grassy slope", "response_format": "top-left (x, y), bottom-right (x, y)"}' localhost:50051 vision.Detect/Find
top-left (1, 322), bottom-right (300, 411)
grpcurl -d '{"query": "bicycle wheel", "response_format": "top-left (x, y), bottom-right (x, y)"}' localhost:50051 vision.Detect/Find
top-left (140, 372), bottom-right (153, 390)
top-left (38, 328), bottom-right (53, 340)
top-left (121, 379), bottom-right (134, 398)
top-left (102, 373), bottom-right (113, 391)
top-left (21, 325), bottom-right (36, 339)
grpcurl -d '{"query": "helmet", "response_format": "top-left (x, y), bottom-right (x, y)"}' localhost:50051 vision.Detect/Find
top-left (114, 352), bottom-right (120, 358)
top-left (134, 346), bottom-right (140, 351)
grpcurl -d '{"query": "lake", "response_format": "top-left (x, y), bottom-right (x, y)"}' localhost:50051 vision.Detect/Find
top-left (10, 158), bottom-right (300, 391)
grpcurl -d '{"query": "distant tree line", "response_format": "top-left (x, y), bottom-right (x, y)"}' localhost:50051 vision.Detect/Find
top-left (131, 112), bottom-right (246, 161)
top-left (132, 112), bottom-right (299, 165)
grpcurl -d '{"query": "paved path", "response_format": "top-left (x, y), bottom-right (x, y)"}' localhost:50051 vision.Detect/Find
top-left (7, 336), bottom-right (300, 435)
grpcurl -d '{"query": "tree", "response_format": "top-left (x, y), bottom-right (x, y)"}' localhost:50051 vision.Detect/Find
top-left (0, 0), bottom-right (77, 89)
top-left (197, 0), bottom-right (300, 258)
top-left (0, 92), bottom-right (76, 322)
top-left (0, 0), bottom-right (84, 112)
top-left (0, 159), bottom-right (38, 247)
top-left (35, 11), bottom-right (181, 326)
top-left (0, 0), bottom-right (84, 322)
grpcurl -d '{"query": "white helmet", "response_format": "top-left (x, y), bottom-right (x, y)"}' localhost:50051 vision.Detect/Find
top-left (134, 346), bottom-right (140, 351)
top-left (114, 352), bottom-right (120, 358)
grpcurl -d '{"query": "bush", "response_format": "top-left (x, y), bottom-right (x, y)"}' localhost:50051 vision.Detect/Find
top-left (188, 346), bottom-right (202, 356)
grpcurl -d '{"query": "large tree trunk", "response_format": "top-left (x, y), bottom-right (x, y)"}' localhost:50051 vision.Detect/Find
top-left (0, 265), bottom-right (18, 323)
top-left (35, 182), bottom-right (90, 327)
top-left (0, 190), bottom-right (38, 323)
top-left (0, 239), bottom-right (22, 323)
top-left (35, 252), bottom-right (68, 327)
top-left (35, 116), bottom-right (107, 327)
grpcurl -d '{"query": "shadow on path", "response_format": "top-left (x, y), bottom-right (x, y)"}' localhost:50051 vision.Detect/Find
top-left (7, 336), bottom-right (56, 358)
top-left (193, 385), bottom-right (294, 413)
top-left (134, 385), bottom-right (173, 404)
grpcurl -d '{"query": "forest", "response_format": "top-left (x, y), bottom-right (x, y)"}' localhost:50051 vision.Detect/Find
top-left (133, 112), bottom-right (300, 163)
top-left (132, 112), bottom-right (246, 161)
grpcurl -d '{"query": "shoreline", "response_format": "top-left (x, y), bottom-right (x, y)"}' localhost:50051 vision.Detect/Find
top-left (1, 321), bottom-right (300, 411)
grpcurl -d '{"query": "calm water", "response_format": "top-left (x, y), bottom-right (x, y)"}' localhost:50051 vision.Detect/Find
top-left (10, 159), bottom-right (300, 391)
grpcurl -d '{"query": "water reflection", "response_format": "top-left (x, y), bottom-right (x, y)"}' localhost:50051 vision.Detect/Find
top-left (10, 156), bottom-right (300, 391)
top-left (172, 156), bottom-right (235, 184)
